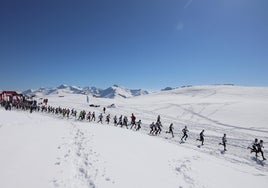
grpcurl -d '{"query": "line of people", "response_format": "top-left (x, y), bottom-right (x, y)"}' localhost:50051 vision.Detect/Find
top-left (178, 125), bottom-right (264, 160)
top-left (1, 102), bottom-right (265, 161)
top-left (151, 115), bottom-right (265, 160)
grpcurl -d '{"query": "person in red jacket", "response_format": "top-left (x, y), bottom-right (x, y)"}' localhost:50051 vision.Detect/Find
top-left (130, 113), bottom-right (136, 129)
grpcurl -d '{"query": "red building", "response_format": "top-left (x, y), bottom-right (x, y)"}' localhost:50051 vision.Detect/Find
top-left (0, 91), bottom-right (23, 102)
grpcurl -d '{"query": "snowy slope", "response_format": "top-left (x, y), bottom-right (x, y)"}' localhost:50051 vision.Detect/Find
top-left (1, 85), bottom-right (268, 188)
top-left (0, 109), bottom-right (267, 188)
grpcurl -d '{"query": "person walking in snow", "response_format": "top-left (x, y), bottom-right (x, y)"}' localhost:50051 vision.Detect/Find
top-left (157, 115), bottom-right (161, 123)
top-left (219, 133), bottom-right (227, 151)
top-left (78, 110), bottom-right (86, 120)
top-left (155, 121), bottom-right (162, 135)
top-left (197, 130), bottom-right (205, 145)
top-left (91, 111), bottom-right (95, 121)
top-left (166, 123), bottom-right (174, 138)
top-left (149, 122), bottom-right (156, 135)
top-left (86, 111), bottom-right (91, 121)
top-left (113, 115), bottom-right (118, 126)
top-left (117, 115), bottom-right (123, 126)
top-left (71, 109), bottom-right (77, 117)
top-left (121, 116), bottom-right (128, 128)
top-left (256, 140), bottom-right (266, 160)
top-left (103, 107), bottom-right (106, 114)
top-left (106, 114), bottom-right (111, 124)
top-left (136, 120), bottom-right (142, 131)
top-left (181, 126), bottom-right (189, 141)
top-left (97, 113), bottom-right (103, 124)
top-left (130, 113), bottom-right (136, 129)
top-left (66, 108), bottom-right (70, 118)
top-left (248, 138), bottom-right (259, 155)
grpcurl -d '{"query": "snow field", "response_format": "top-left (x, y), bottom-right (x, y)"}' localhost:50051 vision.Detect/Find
top-left (1, 85), bottom-right (268, 188)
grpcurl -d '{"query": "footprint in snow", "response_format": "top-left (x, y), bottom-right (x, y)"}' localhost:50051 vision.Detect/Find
top-left (52, 179), bottom-right (60, 187)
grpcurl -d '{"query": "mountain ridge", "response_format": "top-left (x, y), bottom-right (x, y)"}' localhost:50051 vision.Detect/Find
top-left (22, 84), bottom-right (149, 99)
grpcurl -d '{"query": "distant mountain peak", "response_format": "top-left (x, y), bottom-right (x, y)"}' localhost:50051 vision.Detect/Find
top-left (22, 84), bottom-right (149, 99)
top-left (57, 84), bottom-right (69, 89)
top-left (161, 87), bottom-right (174, 91)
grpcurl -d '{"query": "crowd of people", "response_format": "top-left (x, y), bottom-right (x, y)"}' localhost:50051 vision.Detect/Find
top-left (0, 98), bottom-right (266, 161)
top-left (148, 115), bottom-right (265, 161)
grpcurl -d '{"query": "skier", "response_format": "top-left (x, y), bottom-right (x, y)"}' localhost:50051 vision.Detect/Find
top-left (197, 130), bottom-right (205, 145)
top-left (219, 133), bottom-right (227, 151)
top-left (181, 126), bottom-right (189, 141)
top-left (103, 107), bottom-right (106, 114)
top-left (166, 123), bottom-right (174, 138)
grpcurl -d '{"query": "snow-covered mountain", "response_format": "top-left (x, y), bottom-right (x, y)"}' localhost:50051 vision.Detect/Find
top-left (161, 86), bottom-right (175, 91)
top-left (100, 85), bottom-right (149, 98)
top-left (22, 84), bottom-right (149, 98)
top-left (22, 84), bottom-right (83, 96)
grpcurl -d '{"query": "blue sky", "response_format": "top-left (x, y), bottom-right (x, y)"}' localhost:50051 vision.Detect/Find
top-left (0, 0), bottom-right (267, 91)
